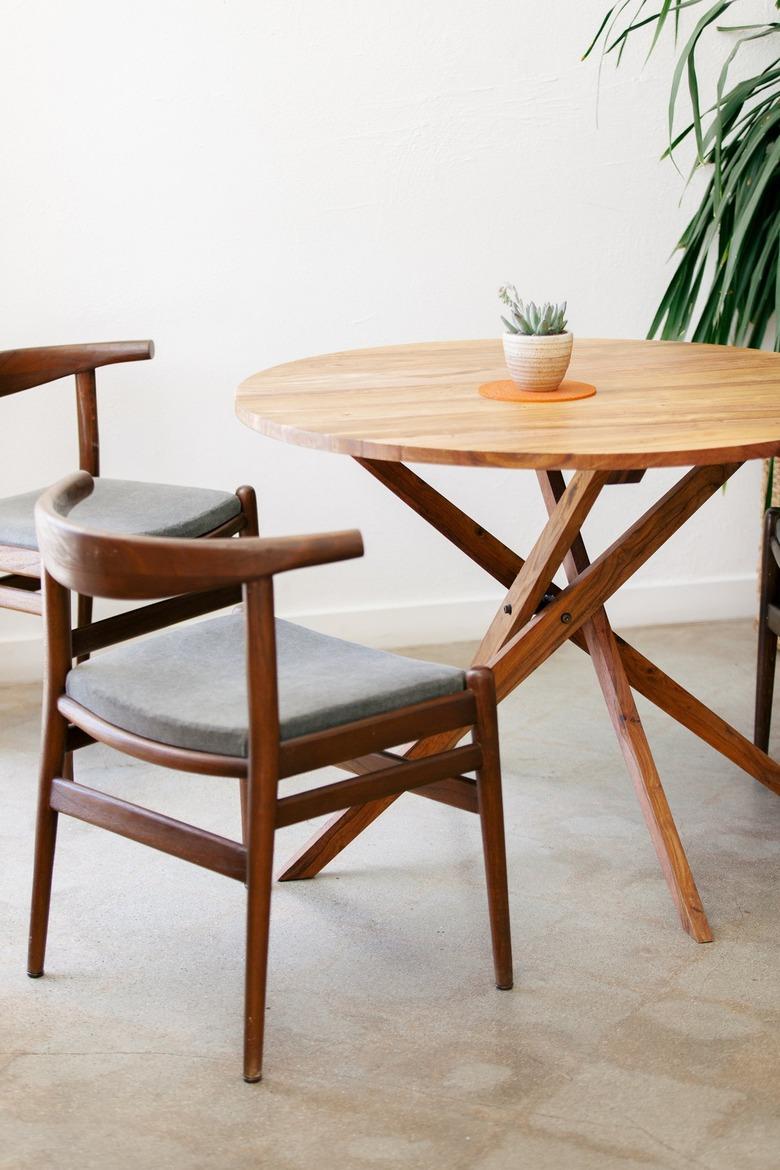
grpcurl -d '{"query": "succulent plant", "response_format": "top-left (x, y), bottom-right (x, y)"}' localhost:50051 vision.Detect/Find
top-left (499, 285), bottom-right (568, 336)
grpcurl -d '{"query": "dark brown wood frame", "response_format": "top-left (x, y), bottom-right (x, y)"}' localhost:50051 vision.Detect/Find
top-left (28, 472), bottom-right (513, 1083)
top-left (754, 506), bottom-right (780, 752)
top-left (270, 457), bottom-right (780, 945)
top-left (0, 341), bottom-right (256, 622)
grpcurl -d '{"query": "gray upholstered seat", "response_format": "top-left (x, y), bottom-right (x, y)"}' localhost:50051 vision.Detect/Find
top-left (66, 614), bottom-right (466, 756)
top-left (0, 479), bottom-right (240, 550)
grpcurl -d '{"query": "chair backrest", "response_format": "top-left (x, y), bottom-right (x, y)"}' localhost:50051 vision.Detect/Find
top-left (35, 473), bottom-right (364, 601)
top-left (0, 340), bottom-right (154, 475)
top-left (0, 341), bottom-right (153, 397)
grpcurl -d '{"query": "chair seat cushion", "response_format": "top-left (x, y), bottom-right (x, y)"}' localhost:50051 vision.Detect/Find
top-left (66, 614), bottom-right (466, 756)
top-left (0, 479), bottom-right (240, 550)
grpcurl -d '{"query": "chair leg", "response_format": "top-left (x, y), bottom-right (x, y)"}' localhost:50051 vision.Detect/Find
top-left (243, 807), bottom-right (276, 1082)
top-left (27, 709), bottom-right (68, 977)
top-left (65, 593), bottom-right (94, 780)
top-left (755, 624), bottom-right (777, 753)
top-left (239, 777), bottom-right (249, 846)
top-left (468, 666), bottom-right (513, 990)
top-left (237, 487), bottom-right (258, 846)
top-left (755, 509), bottom-right (780, 752)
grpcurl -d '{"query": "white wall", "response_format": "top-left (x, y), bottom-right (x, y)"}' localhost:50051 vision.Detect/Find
top-left (1, 0), bottom-right (773, 678)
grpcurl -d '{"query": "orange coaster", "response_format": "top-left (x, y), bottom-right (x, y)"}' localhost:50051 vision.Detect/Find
top-left (479, 379), bottom-right (597, 403)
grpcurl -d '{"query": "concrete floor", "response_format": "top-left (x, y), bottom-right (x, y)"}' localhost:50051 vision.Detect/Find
top-left (1, 620), bottom-right (779, 1169)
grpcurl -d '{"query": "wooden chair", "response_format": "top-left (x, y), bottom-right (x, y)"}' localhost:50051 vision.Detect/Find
top-left (754, 506), bottom-right (780, 751)
top-left (0, 341), bottom-right (258, 629)
top-left (28, 472), bottom-right (513, 1082)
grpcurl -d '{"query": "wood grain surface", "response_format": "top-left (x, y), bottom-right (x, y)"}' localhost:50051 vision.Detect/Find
top-left (237, 338), bottom-right (780, 470)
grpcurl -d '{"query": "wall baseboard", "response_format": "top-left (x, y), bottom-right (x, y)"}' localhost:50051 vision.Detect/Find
top-left (296, 572), bottom-right (758, 648)
top-left (0, 572), bottom-right (757, 687)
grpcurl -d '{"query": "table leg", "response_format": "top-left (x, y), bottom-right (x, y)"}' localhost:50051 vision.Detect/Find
top-left (539, 470), bottom-right (711, 942)
top-left (584, 610), bottom-right (712, 940)
top-left (278, 800), bottom-right (394, 881)
top-left (617, 639), bottom-right (780, 794)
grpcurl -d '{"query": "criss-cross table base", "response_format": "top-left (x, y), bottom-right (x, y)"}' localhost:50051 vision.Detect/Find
top-left (274, 458), bottom-right (780, 940)
top-left (236, 338), bottom-right (780, 941)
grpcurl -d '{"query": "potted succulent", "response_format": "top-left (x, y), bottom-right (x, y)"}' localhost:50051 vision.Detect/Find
top-left (499, 285), bottom-right (572, 392)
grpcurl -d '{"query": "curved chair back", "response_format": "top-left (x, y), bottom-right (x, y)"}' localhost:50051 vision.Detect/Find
top-left (35, 473), bottom-right (363, 600)
top-left (0, 340), bottom-right (154, 478)
top-left (0, 341), bottom-right (153, 398)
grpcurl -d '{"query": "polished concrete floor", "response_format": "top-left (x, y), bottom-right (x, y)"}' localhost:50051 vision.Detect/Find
top-left (1, 620), bottom-right (779, 1170)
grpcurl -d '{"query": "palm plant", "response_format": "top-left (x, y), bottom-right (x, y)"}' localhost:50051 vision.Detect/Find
top-left (585, 1), bottom-right (780, 354)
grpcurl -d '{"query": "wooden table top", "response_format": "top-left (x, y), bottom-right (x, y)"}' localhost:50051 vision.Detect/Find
top-left (236, 338), bottom-right (780, 470)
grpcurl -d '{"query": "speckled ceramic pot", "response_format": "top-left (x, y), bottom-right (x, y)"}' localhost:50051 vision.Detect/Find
top-left (502, 331), bottom-right (573, 392)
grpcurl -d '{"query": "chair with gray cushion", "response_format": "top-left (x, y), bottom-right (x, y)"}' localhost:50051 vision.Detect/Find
top-left (28, 473), bottom-right (513, 1083)
top-left (0, 341), bottom-right (257, 628)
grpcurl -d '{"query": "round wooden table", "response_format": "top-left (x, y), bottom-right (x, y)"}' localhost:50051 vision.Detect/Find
top-left (237, 338), bottom-right (780, 941)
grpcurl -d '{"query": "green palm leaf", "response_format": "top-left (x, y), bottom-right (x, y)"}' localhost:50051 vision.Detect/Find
top-left (587, 0), bottom-right (780, 351)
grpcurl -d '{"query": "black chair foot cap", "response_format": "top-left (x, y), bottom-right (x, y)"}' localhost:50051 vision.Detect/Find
top-left (496, 981), bottom-right (513, 991)
top-left (243, 1073), bottom-right (263, 1084)
top-left (27, 971), bottom-right (44, 979)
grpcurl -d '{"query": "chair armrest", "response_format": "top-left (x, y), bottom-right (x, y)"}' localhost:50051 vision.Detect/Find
top-left (230, 530), bottom-right (365, 576)
top-left (0, 340), bottom-right (154, 397)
